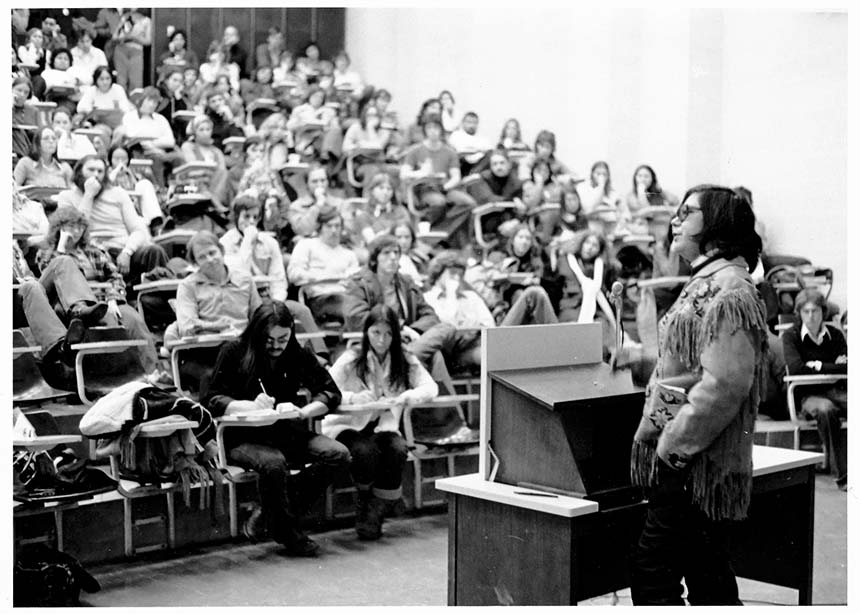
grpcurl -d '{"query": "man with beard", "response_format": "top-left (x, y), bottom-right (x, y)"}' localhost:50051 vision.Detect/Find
top-left (55, 154), bottom-right (168, 288)
top-left (448, 111), bottom-right (493, 176)
top-left (202, 301), bottom-right (349, 556)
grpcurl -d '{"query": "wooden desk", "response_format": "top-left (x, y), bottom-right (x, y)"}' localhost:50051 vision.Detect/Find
top-left (437, 446), bottom-right (823, 606)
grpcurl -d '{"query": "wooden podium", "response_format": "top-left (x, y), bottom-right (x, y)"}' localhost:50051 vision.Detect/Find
top-left (437, 322), bottom-right (823, 605)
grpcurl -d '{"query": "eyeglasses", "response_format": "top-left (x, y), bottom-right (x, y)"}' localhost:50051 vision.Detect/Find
top-left (675, 202), bottom-right (701, 222)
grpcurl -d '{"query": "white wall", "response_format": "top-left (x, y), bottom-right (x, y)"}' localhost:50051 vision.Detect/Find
top-left (346, 8), bottom-right (847, 308)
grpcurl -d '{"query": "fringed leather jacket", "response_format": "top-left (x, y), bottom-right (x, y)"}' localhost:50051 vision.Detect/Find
top-left (630, 255), bottom-right (767, 521)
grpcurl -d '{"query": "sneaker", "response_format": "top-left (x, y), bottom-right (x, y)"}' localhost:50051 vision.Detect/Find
top-left (68, 301), bottom-right (108, 327)
top-left (242, 505), bottom-right (267, 543)
top-left (280, 536), bottom-right (321, 557)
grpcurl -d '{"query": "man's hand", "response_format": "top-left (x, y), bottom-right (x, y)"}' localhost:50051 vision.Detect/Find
top-left (116, 250), bottom-right (131, 275)
top-left (241, 224), bottom-right (259, 244)
top-left (401, 325), bottom-right (421, 343)
top-left (836, 355), bottom-right (848, 364)
top-left (313, 185), bottom-right (327, 204)
top-left (254, 392), bottom-right (276, 410)
top-left (107, 299), bottom-right (122, 322)
top-left (83, 176), bottom-right (102, 198)
top-left (805, 360), bottom-right (823, 372)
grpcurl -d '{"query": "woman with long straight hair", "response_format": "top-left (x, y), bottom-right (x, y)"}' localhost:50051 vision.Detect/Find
top-left (323, 304), bottom-right (438, 540)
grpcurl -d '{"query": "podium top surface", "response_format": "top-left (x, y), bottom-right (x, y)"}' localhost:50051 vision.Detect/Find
top-left (435, 473), bottom-right (599, 518)
top-left (490, 363), bottom-right (640, 410)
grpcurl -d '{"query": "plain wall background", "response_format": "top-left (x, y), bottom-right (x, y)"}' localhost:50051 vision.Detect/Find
top-left (345, 8), bottom-right (847, 310)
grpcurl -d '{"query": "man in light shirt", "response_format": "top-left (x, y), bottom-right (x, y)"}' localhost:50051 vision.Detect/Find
top-left (288, 207), bottom-right (360, 326)
top-left (447, 111), bottom-right (492, 176)
top-left (70, 29), bottom-right (107, 86)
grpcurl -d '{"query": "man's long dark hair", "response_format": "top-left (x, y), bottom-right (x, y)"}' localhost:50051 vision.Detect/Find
top-left (681, 184), bottom-right (762, 272)
top-left (238, 301), bottom-right (298, 378)
top-left (72, 154), bottom-right (109, 194)
top-left (353, 304), bottom-right (409, 392)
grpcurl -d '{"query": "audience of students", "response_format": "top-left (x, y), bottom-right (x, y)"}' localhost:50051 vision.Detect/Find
top-left (9, 14), bottom-right (846, 564)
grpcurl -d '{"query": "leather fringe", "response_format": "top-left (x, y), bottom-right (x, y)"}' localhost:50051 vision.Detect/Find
top-left (699, 287), bottom-right (768, 348)
top-left (661, 309), bottom-right (701, 370)
top-left (688, 456), bottom-right (752, 521)
top-left (630, 439), bottom-right (658, 489)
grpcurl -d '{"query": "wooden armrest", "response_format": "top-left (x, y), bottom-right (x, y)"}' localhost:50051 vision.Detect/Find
top-left (13, 124), bottom-right (39, 132)
top-left (173, 162), bottom-right (218, 176)
top-left (172, 110), bottom-right (198, 120)
top-left (274, 162), bottom-right (310, 172)
top-left (408, 174), bottom-right (446, 188)
top-left (13, 345), bottom-right (42, 355)
top-left (14, 434), bottom-right (82, 451)
top-left (528, 203), bottom-right (561, 215)
top-left (70, 339), bottom-right (148, 351)
top-left (133, 279), bottom-right (181, 292)
top-left (784, 374), bottom-right (847, 384)
top-left (348, 148), bottom-right (383, 159)
top-left (170, 333), bottom-right (238, 349)
top-left (297, 121), bottom-right (327, 131)
top-left (30, 101), bottom-right (58, 110)
top-left (300, 277), bottom-right (346, 287)
top-left (138, 419), bottom-right (198, 437)
top-left (153, 229), bottom-right (197, 242)
top-left (73, 128), bottom-right (104, 138)
top-left (637, 276), bottom-right (690, 290)
top-left (473, 202), bottom-right (519, 216)
top-left (129, 159), bottom-right (153, 168)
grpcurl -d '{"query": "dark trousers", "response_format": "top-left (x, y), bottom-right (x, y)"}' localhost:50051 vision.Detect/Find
top-left (227, 421), bottom-right (349, 544)
top-left (336, 427), bottom-right (408, 492)
top-left (801, 388), bottom-right (848, 485)
top-left (630, 461), bottom-right (741, 605)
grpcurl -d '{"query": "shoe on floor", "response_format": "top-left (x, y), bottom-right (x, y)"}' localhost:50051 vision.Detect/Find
top-left (242, 505), bottom-right (267, 543)
top-left (280, 536), bottom-right (320, 557)
top-left (356, 497), bottom-right (385, 541)
top-left (68, 301), bottom-right (108, 327)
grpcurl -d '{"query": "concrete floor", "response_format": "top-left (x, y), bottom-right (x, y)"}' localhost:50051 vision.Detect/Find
top-left (83, 474), bottom-right (847, 607)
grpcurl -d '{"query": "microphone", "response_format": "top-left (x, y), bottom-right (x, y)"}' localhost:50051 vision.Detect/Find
top-left (609, 282), bottom-right (624, 369)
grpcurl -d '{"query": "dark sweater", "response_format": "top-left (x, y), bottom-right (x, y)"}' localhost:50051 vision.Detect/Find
top-left (782, 323), bottom-right (847, 403)
top-left (782, 323), bottom-right (847, 376)
top-left (202, 338), bottom-right (341, 419)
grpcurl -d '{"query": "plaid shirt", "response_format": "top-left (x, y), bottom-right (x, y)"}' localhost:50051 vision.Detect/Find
top-left (37, 245), bottom-right (126, 302)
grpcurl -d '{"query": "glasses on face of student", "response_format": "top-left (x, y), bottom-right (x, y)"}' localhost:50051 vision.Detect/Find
top-left (675, 202), bottom-right (701, 222)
